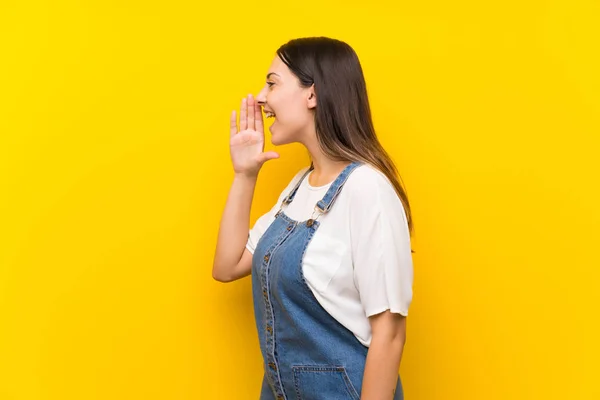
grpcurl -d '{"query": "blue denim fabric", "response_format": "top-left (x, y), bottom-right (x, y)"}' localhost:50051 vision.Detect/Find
top-left (251, 162), bottom-right (404, 400)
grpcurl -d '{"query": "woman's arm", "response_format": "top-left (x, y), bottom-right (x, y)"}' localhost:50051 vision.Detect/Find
top-left (212, 94), bottom-right (279, 282)
top-left (361, 310), bottom-right (407, 400)
top-left (212, 173), bottom-right (257, 282)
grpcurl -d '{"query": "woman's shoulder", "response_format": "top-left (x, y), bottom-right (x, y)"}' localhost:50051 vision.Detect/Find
top-left (345, 163), bottom-right (408, 224)
top-left (345, 163), bottom-right (395, 194)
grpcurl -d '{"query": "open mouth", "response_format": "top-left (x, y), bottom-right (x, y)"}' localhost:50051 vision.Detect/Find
top-left (265, 111), bottom-right (276, 119)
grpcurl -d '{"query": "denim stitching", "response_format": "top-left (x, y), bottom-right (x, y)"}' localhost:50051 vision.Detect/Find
top-left (291, 365), bottom-right (360, 400)
top-left (261, 221), bottom-right (298, 400)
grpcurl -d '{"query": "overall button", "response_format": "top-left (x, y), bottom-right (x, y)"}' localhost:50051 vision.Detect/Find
top-left (264, 254), bottom-right (270, 262)
top-left (306, 219), bottom-right (314, 227)
top-left (277, 396), bottom-right (284, 400)
top-left (286, 225), bottom-right (292, 231)
top-left (262, 289), bottom-right (268, 298)
top-left (268, 362), bottom-right (277, 371)
top-left (266, 325), bottom-right (272, 334)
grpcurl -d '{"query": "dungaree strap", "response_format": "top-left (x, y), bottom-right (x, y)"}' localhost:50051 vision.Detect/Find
top-left (283, 165), bottom-right (314, 205)
top-left (277, 162), bottom-right (362, 219)
top-left (316, 161), bottom-right (362, 214)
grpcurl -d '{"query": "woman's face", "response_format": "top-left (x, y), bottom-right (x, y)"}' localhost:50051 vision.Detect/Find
top-left (256, 55), bottom-right (316, 146)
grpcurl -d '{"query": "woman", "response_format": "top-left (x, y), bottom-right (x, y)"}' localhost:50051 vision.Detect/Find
top-left (213, 37), bottom-right (414, 400)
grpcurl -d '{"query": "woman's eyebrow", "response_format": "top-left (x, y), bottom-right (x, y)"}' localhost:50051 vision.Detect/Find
top-left (266, 72), bottom-right (280, 79)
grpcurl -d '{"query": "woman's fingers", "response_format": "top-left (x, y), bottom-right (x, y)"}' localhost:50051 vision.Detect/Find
top-left (254, 97), bottom-right (264, 135)
top-left (230, 110), bottom-right (237, 138)
top-left (247, 94), bottom-right (255, 131)
top-left (257, 151), bottom-right (280, 166)
top-left (240, 98), bottom-right (247, 131)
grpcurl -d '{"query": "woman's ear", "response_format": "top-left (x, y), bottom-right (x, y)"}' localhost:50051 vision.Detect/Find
top-left (307, 84), bottom-right (317, 109)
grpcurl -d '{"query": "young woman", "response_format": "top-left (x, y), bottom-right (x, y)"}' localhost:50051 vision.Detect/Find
top-left (213, 37), bottom-right (414, 400)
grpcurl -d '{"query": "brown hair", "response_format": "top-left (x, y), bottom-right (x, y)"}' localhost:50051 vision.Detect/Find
top-left (277, 37), bottom-right (415, 252)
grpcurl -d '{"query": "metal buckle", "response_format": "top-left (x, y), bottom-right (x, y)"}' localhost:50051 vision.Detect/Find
top-left (306, 204), bottom-right (325, 227)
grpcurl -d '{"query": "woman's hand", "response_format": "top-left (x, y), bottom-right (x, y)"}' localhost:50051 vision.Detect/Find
top-left (229, 94), bottom-right (279, 177)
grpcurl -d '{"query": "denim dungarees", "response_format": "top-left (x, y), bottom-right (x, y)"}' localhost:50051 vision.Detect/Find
top-left (251, 162), bottom-right (403, 400)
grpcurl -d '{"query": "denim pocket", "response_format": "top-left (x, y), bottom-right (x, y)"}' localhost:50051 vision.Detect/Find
top-left (292, 365), bottom-right (360, 400)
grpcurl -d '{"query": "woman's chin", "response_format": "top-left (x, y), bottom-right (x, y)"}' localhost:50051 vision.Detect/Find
top-left (269, 122), bottom-right (294, 146)
top-left (270, 133), bottom-right (281, 145)
top-left (268, 122), bottom-right (279, 144)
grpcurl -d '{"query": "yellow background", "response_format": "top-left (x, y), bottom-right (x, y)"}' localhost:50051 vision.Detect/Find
top-left (1, 0), bottom-right (599, 399)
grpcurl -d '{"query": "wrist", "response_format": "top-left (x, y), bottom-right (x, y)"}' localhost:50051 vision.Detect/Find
top-left (234, 171), bottom-right (259, 182)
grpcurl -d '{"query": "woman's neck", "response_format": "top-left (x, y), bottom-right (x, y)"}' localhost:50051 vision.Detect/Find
top-left (307, 150), bottom-right (351, 187)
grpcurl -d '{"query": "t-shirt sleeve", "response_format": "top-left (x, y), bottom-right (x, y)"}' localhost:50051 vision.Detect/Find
top-left (245, 201), bottom-right (279, 255)
top-left (246, 167), bottom-right (310, 254)
top-left (349, 170), bottom-right (414, 317)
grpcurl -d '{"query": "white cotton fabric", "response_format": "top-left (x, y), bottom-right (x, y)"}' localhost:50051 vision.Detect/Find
top-left (246, 164), bottom-right (414, 347)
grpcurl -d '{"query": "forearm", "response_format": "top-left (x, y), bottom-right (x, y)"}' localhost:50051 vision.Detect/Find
top-left (361, 334), bottom-right (405, 400)
top-left (212, 173), bottom-right (257, 279)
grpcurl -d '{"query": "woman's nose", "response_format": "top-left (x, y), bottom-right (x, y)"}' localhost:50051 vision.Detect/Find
top-left (256, 87), bottom-right (267, 105)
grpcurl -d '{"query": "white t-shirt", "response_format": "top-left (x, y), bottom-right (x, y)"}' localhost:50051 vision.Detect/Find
top-left (246, 164), bottom-right (414, 347)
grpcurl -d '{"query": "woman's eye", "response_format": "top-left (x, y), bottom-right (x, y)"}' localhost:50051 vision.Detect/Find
top-left (266, 82), bottom-right (275, 87)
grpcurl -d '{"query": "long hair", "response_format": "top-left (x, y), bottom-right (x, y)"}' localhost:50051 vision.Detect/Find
top-left (276, 37), bottom-right (415, 250)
